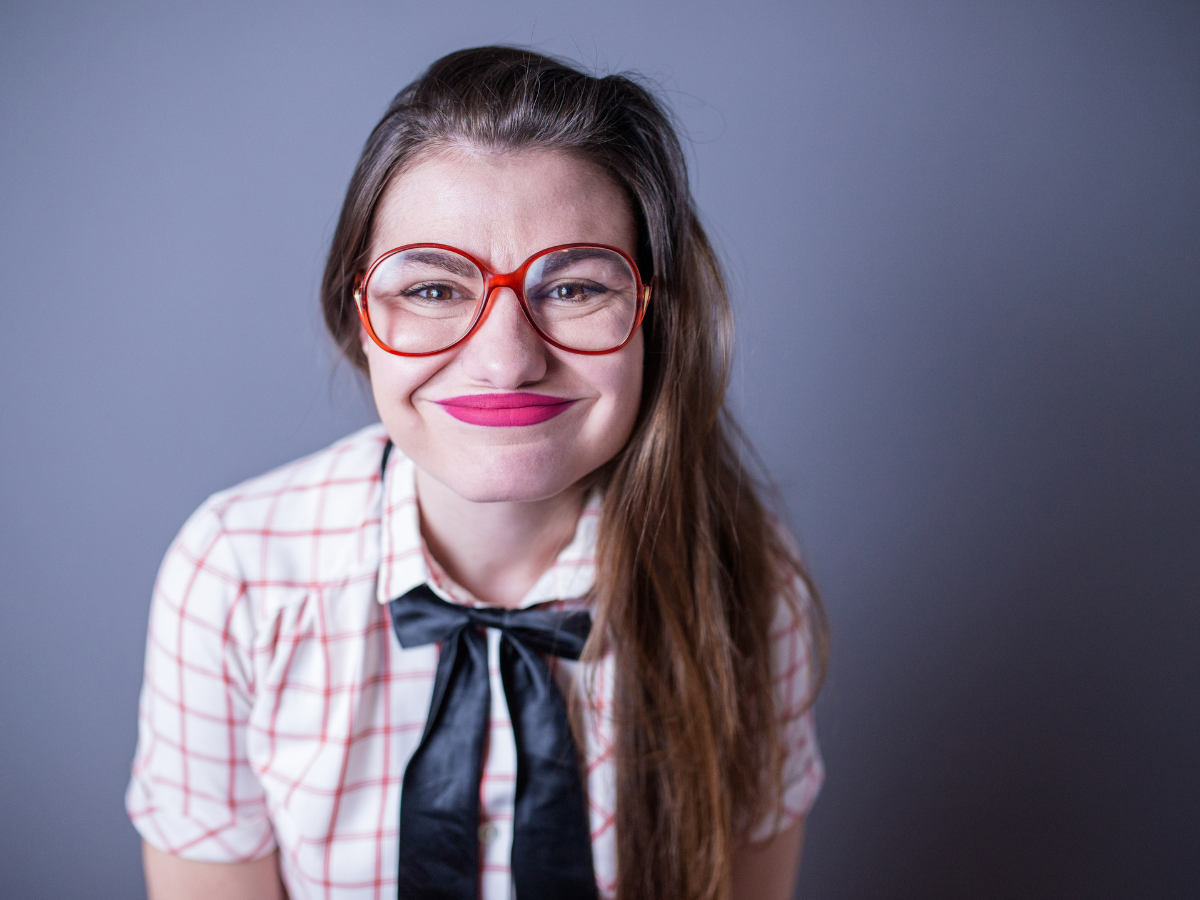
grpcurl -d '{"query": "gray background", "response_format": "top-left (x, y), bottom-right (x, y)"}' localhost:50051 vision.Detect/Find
top-left (1, 1), bottom-right (1197, 897)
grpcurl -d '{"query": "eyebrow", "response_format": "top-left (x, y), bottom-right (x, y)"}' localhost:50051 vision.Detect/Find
top-left (536, 247), bottom-right (623, 279)
top-left (403, 250), bottom-right (479, 279)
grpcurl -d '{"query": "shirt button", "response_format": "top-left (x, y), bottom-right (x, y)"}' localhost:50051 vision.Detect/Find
top-left (478, 822), bottom-right (499, 844)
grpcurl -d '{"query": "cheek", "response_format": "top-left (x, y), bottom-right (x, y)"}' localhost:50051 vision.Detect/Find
top-left (588, 336), bottom-right (644, 444)
top-left (363, 344), bottom-right (442, 413)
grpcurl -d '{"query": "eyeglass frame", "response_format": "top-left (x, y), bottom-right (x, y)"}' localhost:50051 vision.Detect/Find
top-left (353, 242), bottom-right (653, 357)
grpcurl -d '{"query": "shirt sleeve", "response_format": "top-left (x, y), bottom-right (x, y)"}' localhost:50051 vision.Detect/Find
top-left (745, 576), bottom-right (825, 844)
top-left (125, 502), bottom-right (277, 861)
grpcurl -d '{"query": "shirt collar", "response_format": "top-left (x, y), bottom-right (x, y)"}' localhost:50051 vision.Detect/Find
top-left (376, 448), bottom-right (601, 610)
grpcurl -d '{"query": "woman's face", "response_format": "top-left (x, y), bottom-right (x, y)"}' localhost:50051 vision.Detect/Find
top-left (363, 148), bottom-right (644, 503)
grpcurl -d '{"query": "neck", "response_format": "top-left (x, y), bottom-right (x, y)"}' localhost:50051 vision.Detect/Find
top-left (414, 467), bottom-right (585, 608)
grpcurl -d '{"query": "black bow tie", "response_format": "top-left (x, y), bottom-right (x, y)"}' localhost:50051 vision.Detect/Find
top-left (388, 584), bottom-right (599, 900)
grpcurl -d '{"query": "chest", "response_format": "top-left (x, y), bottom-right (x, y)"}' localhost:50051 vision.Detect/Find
top-left (242, 585), bottom-right (618, 898)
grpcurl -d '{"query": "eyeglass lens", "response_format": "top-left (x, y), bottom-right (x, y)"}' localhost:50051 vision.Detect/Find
top-left (363, 246), bottom-right (639, 354)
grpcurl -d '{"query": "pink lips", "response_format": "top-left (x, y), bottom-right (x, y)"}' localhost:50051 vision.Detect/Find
top-left (435, 392), bottom-right (577, 427)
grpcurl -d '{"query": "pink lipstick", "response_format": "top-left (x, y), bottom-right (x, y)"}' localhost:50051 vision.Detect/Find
top-left (435, 392), bottom-right (577, 427)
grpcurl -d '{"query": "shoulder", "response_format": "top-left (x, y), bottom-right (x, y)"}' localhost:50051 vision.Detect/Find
top-left (161, 424), bottom-right (392, 614)
top-left (750, 519), bottom-right (827, 839)
top-left (761, 516), bottom-right (823, 710)
top-left (201, 423), bottom-right (391, 532)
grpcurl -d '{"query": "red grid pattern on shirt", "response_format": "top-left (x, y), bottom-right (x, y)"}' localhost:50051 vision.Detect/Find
top-left (127, 425), bottom-right (822, 900)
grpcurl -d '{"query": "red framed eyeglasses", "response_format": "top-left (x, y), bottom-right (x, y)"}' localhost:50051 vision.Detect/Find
top-left (353, 243), bottom-right (652, 356)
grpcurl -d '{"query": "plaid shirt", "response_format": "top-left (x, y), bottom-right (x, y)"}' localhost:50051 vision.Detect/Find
top-left (126, 424), bottom-right (822, 900)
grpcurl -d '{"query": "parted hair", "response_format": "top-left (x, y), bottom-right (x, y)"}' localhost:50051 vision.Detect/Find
top-left (321, 46), bottom-right (828, 900)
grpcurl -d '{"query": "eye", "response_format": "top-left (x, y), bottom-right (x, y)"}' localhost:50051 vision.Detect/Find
top-left (545, 281), bottom-right (602, 302)
top-left (404, 283), bottom-right (461, 303)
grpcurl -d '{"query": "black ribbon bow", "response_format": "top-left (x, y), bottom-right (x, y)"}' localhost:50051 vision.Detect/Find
top-left (388, 583), bottom-right (599, 900)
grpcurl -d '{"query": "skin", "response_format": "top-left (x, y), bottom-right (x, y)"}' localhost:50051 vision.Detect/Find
top-left (361, 147), bottom-right (645, 608)
top-left (732, 819), bottom-right (806, 898)
top-left (143, 147), bottom-right (805, 899)
top-left (143, 843), bottom-right (285, 900)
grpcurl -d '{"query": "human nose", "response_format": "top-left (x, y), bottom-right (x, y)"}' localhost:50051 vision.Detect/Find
top-left (458, 287), bottom-right (548, 388)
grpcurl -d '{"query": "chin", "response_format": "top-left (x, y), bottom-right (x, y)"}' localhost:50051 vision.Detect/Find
top-left (445, 465), bottom-right (581, 504)
top-left (399, 436), bottom-right (581, 503)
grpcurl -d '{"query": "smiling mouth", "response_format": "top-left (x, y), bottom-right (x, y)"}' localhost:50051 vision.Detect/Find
top-left (434, 392), bottom-right (577, 427)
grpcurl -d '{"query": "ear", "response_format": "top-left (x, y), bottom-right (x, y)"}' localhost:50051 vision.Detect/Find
top-left (352, 283), bottom-right (373, 362)
top-left (359, 322), bottom-right (373, 361)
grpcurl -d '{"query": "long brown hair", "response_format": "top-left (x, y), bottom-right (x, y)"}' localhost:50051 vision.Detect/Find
top-left (321, 46), bottom-right (828, 900)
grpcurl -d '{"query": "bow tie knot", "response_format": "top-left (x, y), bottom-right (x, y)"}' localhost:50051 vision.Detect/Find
top-left (390, 592), bottom-right (592, 660)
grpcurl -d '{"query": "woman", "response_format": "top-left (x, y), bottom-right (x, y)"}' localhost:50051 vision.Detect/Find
top-left (128, 46), bottom-right (827, 900)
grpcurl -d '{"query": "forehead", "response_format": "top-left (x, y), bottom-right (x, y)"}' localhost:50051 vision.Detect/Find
top-left (369, 147), bottom-right (637, 270)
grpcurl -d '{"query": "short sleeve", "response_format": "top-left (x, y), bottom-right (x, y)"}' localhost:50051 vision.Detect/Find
top-left (745, 578), bottom-right (825, 843)
top-left (125, 502), bottom-right (277, 861)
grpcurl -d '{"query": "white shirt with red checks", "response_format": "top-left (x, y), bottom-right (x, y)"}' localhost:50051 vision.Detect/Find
top-left (126, 423), bottom-right (822, 900)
